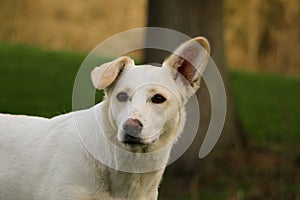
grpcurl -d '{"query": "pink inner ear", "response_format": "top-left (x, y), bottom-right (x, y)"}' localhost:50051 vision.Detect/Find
top-left (177, 45), bottom-right (200, 83)
top-left (177, 59), bottom-right (196, 84)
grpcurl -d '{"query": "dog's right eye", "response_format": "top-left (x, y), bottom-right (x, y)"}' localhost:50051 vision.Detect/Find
top-left (116, 92), bottom-right (128, 102)
top-left (151, 94), bottom-right (166, 104)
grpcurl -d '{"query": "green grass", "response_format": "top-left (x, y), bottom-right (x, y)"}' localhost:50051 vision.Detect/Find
top-left (0, 43), bottom-right (86, 117)
top-left (230, 70), bottom-right (300, 144)
top-left (0, 43), bottom-right (106, 117)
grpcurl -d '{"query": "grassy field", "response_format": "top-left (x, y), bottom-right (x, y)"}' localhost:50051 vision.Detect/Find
top-left (0, 42), bottom-right (85, 117)
top-left (0, 43), bottom-right (299, 199)
top-left (231, 71), bottom-right (300, 144)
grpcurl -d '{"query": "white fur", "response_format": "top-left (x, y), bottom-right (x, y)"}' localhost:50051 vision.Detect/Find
top-left (0, 37), bottom-right (209, 200)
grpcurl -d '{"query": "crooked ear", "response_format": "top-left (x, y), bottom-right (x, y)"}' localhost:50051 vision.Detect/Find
top-left (163, 37), bottom-right (210, 91)
top-left (91, 56), bottom-right (134, 90)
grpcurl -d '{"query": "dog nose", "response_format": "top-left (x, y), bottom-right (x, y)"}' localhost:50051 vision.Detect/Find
top-left (123, 118), bottom-right (143, 135)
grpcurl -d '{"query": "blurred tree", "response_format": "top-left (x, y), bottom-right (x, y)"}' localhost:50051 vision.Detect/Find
top-left (145, 0), bottom-right (245, 198)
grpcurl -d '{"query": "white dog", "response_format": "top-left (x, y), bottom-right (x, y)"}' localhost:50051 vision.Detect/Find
top-left (0, 37), bottom-right (210, 200)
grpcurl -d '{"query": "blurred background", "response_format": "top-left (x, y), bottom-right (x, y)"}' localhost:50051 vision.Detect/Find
top-left (0, 0), bottom-right (299, 199)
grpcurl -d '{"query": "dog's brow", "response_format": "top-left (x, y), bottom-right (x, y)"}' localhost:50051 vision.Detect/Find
top-left (115, 87), bottom-right (131, 93)
top-left (149, 88), bottom-right (157, 93)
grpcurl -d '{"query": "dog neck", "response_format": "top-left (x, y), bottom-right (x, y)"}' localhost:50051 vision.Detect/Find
top-left (85, 151), bottom-right (164, 199)
top-left (107, 167), bottom-right (164, 199)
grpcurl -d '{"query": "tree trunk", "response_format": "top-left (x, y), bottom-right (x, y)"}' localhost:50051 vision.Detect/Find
top-left (145, 0), bottom-right (245, 198)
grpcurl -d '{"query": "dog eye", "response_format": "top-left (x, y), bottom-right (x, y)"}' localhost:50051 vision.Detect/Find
top-left (116, 92), bottom-right (128, 102)
top-left (151, 94), bottom-right (166, 104)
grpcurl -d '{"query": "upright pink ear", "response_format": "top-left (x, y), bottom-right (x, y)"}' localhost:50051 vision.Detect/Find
top-left (163, 37), bottom-right (210, 90)
top-left (91, 56), bottom-right (134, 90)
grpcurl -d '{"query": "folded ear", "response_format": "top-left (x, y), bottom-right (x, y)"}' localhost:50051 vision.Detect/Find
top-left (163, 37), bottom-right (210, 93)
top-left (91, 56), bottom-right (134, 90)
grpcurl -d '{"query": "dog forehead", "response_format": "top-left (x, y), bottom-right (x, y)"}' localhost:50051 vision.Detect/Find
top-left (119, 65), bottom-right (172, 86)
top-left (125, 64), bottom-right (163, 75)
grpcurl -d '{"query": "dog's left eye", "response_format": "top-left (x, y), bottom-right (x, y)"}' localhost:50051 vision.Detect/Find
top-left (151, 94), bottom-right (166, 104)
top-left (116, 92), bottom-right (128, 102)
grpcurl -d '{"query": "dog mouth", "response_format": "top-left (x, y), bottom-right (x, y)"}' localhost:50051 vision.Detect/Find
top-left (123, 133), bottom-right (146, 146)
top-left (122, 133), bottom-right (158, 147)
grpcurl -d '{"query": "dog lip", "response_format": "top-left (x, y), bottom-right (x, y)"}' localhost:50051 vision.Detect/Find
top-left (123, 140), bottom-right (145, 146)
top-left (123, 133), bottom-right (146, 146)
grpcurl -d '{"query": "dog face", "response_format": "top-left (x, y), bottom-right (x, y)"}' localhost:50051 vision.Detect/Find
top-left (108, 65), bottom-right (183, 146)
top-left (91, 37), bottom-right (210, 149)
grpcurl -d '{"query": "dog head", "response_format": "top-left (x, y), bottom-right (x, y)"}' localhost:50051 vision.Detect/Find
top-left (91, 37), bottom-right (210, 150)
